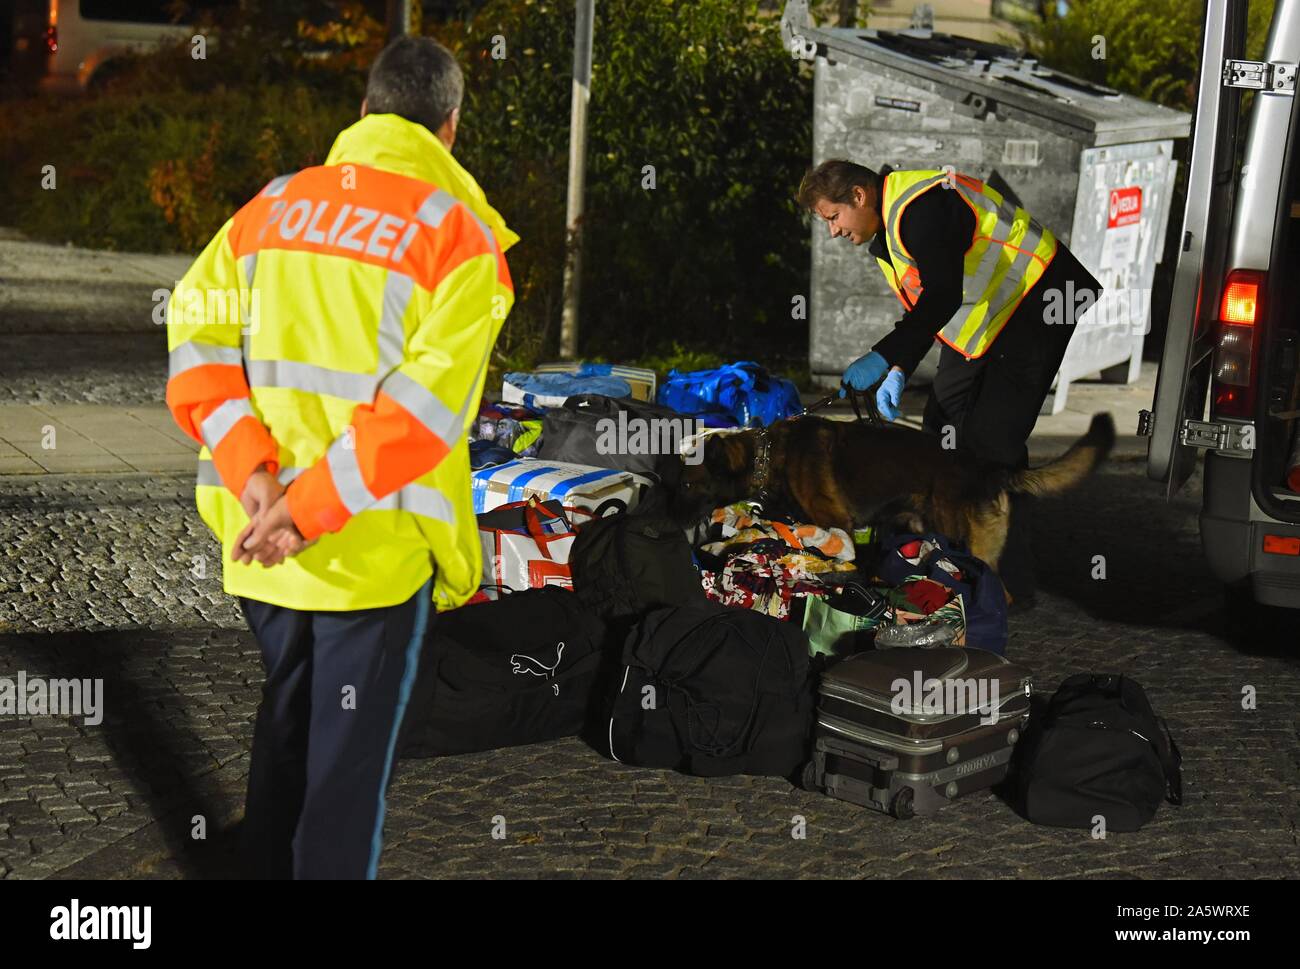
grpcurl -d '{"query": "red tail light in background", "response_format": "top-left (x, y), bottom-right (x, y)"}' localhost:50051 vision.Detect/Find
top-left (1212, 269), bottom-right (1264, 419)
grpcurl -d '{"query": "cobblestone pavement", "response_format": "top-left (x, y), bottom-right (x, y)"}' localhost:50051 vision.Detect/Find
top-left (0, 238), bottom-right (190, 405)
top-left (1, 463), bottom-right (1297, 880)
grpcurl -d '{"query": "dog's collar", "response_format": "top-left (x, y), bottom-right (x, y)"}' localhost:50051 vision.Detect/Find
top-left (751, 426), bottom-right (773, 499)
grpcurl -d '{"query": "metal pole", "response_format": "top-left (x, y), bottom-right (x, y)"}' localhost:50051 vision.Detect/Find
top-left (387, 0), bottom-right (411, 42)
top-left (559, 0), bottom-right (594, 360)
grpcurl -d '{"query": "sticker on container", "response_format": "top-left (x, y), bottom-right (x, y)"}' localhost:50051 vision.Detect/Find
top-left (1001, 139), bottom-right (1040, 166)
top-left (1099, 186), bottom-right (1143, 271)
top-left (875, 95), bottom-right (922, 112)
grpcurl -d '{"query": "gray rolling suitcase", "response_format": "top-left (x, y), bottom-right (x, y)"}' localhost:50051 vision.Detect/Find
top-left (802, 647), bottom-right (1032, 819)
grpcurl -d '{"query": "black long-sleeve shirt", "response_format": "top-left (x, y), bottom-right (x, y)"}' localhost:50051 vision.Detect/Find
top-left (865, 167), bottom-right (1100, 376)
top-left (868, 167), bottom-right (975, 376)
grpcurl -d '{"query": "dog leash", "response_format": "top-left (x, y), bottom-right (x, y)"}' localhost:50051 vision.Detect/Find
top-left (803, 381), bottom-right (888, 427)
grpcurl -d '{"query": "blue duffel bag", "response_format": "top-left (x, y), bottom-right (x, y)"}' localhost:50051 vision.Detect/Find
top-left (656, 361), bottom-right (802, 428)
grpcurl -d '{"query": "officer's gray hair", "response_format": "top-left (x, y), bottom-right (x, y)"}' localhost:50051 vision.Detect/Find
top-left (365, 36), bottom-right (464, 135)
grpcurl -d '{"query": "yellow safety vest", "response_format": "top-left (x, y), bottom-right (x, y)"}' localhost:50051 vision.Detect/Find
top-left (874, 169), bottom-right (1057, 359)
top-left (165, 113), bottom-right (517, 613)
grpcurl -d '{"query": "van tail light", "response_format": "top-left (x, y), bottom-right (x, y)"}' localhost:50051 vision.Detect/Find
top-left (1211, 269), bottom-right (1264, 419)
top-left (44, 26), bottom-right (57, 53)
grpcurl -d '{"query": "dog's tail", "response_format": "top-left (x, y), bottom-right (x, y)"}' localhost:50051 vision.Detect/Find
top-left (1006, 412), bottom-right (1116, 497)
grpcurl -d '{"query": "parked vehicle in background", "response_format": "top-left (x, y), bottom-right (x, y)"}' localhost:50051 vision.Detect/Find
top-left (1146, 0), bottom-right (1300, 610)
top-left (15, 1), bottom-right (201, 94)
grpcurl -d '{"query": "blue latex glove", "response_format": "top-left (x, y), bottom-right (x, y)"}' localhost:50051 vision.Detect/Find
top-left (839, 351), bottom-right (889, 397)
top-left (876, 369), bottom-right (905, 421)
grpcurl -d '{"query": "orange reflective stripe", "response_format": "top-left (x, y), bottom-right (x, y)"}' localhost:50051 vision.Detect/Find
top-left (353, 390), bottom-right (451, 496)
top-left (287, 458), bottom-right (350, 541)
top-left (165, 364), bottom-right (249, 441)
top-left (209, 417), bottom-right (279, 498)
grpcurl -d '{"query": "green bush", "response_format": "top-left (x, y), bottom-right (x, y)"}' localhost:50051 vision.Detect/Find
top-left (0, 0), bottom-right (813, 378)
top-left (1025, 0), bottom-right (1276, 111)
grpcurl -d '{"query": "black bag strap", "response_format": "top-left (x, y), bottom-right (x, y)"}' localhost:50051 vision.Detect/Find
top-left (1157, 716), bottom-right (1183, 806)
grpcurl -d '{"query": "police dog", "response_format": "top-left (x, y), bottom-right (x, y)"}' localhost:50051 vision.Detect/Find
top-left (670, 412), bottom-right (1115, 572)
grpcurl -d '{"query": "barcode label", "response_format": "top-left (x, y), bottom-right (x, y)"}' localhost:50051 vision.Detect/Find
top-left (1002, 139), bottom-right (1041, 166)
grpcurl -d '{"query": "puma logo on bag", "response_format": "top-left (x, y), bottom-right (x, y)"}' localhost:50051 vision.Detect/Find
top-left (510, 641), bottom-right (565, 678)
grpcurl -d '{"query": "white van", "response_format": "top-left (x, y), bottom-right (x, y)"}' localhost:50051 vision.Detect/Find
top-left (1145, 0), bottom-right (1300, 609)
top-left (31, 1), bottom-right (195, 94)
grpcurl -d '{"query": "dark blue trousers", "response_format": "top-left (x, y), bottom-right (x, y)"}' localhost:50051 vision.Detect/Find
top-left (239, 579), bottom-right (432, 879)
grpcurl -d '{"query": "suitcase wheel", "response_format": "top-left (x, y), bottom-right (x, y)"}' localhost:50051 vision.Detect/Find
top-left (799, 760), bottom-right (819, 792)
top-left (890, 787), bottom-right (915, 820)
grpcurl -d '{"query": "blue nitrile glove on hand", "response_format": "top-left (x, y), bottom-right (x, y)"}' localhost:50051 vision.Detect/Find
top-left (876, 369), bottom-right (906, 421)
top-left (839, 351), bottom-right (889, 397)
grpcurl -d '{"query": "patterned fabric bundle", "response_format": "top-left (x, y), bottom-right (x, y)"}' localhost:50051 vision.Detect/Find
top-left (701, 503), bottom-right (855, 563)
top-left (700, 547), bottom-right (856, 619)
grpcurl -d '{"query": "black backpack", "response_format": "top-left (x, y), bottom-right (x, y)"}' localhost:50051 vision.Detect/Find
top-left (1015, 673), bottom-right (1183, 832)
top-left (538, 394), bottom-right (687, 477)
top-left (605, 602), bottom-right (815, 778)
top-left (398, 587), bottom-right (616, 758)
top-left (569, 497), bottom-right (707, 624)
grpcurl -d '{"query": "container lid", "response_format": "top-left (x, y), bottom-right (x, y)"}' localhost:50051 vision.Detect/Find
top-left (788, 11), bottom-right (1191, 144)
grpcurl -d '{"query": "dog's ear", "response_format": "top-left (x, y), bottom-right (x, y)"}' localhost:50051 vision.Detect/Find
top-left (704, 434), bottom-right (747, 478)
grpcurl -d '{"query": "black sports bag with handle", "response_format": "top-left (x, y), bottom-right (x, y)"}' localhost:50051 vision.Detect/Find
top-left (538, 394), bottom-right (686, 477)
top-left (1016, 673), bottom-right (1182, 832)
top-left (398, 587), bottom-right (616, 757)
top-left (606, 602), bottom-right (815, 779)
top-left (569, 490), bottom-right (706, 624)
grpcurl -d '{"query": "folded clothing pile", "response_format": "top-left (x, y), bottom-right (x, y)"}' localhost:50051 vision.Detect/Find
top-left (696, 503), bottom-right (857, 620)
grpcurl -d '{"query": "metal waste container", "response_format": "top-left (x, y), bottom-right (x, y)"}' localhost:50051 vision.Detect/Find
top-left (782, 0), bottom-right (1191, 412)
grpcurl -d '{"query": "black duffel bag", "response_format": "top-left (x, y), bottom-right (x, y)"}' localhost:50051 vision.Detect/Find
top-left (568, 497), bottom-right (707, 625)
top-left (1015, 673), bottom-right (1183, 832)
top-left (604, 602), bottom-right (815, 779)
top-left (398, 587), bottom-right (616, 758)
top-left (537, 393), bottom-right (688, 478)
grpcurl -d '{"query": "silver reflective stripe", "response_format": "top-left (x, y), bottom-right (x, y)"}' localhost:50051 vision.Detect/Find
top-left (414, 189), bottom-right (457, 229)
top-left (196, 458), bottom-right (222, 488)
top-left (245, 359), bottom-right (378, 402)
top-left (462, 207), bottom-right (498, 255)
top-left (964, 233), bottom-right (1010, 302)
top-left (194, 457), bottom-right (451, 523)
top-left (377, 272), bottom-right (414, 376)
top-left (168, 341), bottom-right (242, 378)
top-left (883, 174), bottom-right (955, 270)
top-left (396, 483), bottom-right (455, 523)
top-left (200, 397), bottom-right (255, 451)
top-left (416, 187), bottom-right (498, 254)
top-left (326, 438), bottom-right (375, 515)
top-left (381, 370), bottom-right (459, 444)
top-left (243, 253), bottom-right (257, 289)
top-left (957, 224), bottom-right (1044, 354)
top-left (262, 174), bottom-right (294, 198)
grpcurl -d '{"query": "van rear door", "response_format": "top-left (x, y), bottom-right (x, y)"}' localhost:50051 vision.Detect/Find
top-left (1147, 0), bottom-right (1252, 496)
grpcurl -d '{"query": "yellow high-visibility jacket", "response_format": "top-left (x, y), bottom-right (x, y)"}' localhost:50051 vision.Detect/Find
top-left (165, 112), bottom-right (518, 612)
top-left (874, 169), bottom-right (1057, 359)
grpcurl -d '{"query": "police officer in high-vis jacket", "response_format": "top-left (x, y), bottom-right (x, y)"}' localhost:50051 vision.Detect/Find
top-left (797, 160), bottom-right (1101, 609)
top-left (166, 37), bottom-right (516, 878)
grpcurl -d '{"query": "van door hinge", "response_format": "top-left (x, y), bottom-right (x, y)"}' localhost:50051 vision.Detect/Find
top-left (1223, 59), bottom-right (1297, 94)
top-left (1180, 419), bottom-right (1255, 454)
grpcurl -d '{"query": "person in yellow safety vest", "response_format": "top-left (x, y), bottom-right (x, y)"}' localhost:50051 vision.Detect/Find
top-left (797, 160), bottom-right (1102, 611)
top-left (164, 36), bottom-right (517, 879)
